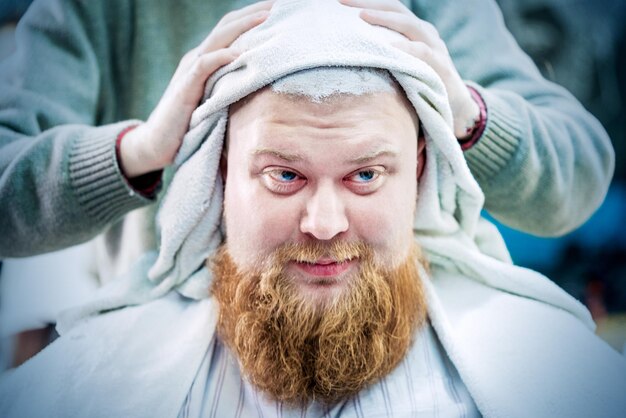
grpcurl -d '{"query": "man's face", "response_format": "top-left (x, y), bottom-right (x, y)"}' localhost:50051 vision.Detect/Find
top-left (223, 86), bottom-right (420, 304)
top-left (214, 85), bottom-right (426, 404)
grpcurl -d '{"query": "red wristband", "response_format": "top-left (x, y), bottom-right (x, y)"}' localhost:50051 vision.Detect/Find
top-left (115, 125), bottom-right (163, 198)
top-left (459, 86), bottom-right (487, 151)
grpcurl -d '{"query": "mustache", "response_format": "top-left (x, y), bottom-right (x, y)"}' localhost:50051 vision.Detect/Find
top-left (269, 240), bottom-right (372, 264)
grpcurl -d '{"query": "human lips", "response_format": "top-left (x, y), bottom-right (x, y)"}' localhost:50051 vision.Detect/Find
top-left (294, 258), bottom-right (356, 278)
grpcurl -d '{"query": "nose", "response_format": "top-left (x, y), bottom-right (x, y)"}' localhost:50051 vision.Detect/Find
top-left (300, 183), bottom-right (349, 240)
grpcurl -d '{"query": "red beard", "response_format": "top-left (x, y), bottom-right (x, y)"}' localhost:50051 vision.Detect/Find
top-left (210, 241), bottom-right (428, 405)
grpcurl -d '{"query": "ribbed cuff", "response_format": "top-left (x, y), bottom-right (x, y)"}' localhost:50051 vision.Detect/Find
top-left (459, 85), bottom-right (487, 150)
top-left (463, 83), bottom-right (523, 182)
top-left (115, 125), bottom-right (163, 199)
top-left (68, 121), bottom-right (155, 224)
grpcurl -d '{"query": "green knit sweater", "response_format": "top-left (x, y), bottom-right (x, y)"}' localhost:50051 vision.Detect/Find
top-left (0, 0), bottom-right (614, 258)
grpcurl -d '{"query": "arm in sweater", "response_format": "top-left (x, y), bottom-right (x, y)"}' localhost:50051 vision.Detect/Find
top-left (412, 0), bottom-right (614, 236)
top-left (0, 0), bottom-right (151, 257)
top-left (0, 0), bottom-right (268, 258)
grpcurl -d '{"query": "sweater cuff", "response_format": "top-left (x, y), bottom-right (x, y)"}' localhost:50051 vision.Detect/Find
top-left (459, 85), bottom-right (487, 150)
top-left (115, 125), bottom-right (163, 198)
top-left (68, 121), bottom-right (156, 224)
top-left (462, 83), bottom-right (524, 182)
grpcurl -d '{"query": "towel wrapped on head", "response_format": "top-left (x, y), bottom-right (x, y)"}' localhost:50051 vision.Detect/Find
top-left (139, 0), bottom-right (591, 327)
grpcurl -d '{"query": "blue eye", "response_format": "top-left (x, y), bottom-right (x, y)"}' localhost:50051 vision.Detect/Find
top-left (267, 169), bottom-right (301, 184)
top-left (345, 167), bottom-right (385, 194)
top-left (356, 170), bottom-right (376, 182)
top-left (278, 170), bottom-right (298, 181)
top-left (262, 168), bottom-right (306, 194)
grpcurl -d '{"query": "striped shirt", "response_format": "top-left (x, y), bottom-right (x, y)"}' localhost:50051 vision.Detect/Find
top-left (178, 320), bottom-right (481, 417)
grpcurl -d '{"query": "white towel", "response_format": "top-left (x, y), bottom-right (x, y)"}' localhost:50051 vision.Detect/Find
top-left (13, 0), bottom-right (624, 417)
top-left (146, 0), bottom-right (592, 326)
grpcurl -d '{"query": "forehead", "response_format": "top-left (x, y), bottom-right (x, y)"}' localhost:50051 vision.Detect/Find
top-left (227, 87), bottom-right (419, 155)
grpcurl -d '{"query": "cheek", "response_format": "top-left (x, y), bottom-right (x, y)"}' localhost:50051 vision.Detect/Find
top-left (224, 176), bottom-right (301, 266)
top-left (349, 178), bottom-right (416, 261)
top-left (350, 204), bottom-right (412, 247)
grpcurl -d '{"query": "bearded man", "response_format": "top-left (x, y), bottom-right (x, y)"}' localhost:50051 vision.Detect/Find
top-left (176, 67), bottom-right (481, 415)
top-left (211, 69), bottom-right (432, 406)
top-left (1, 1), bottom-right (625, 417)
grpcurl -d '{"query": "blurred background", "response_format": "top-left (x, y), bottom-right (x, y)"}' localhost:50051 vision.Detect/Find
top-left (1, 0), bottom-right (625, 368)
top-left (491, 0), bottom-right (626, 353)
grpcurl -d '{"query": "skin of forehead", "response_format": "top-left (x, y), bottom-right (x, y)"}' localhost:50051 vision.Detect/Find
top-left (225, 81), bottom-right (419, 154)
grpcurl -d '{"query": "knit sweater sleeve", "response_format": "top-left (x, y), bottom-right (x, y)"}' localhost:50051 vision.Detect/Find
top-left (0, 0), bottom-right (152, 257)
top-left (411, 0), bottom-right (614, 236)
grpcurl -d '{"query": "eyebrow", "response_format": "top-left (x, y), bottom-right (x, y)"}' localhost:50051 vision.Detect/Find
top-left (349, 149), bottom-right (398, 164)
top-left (251, 148), bottom-right (304, 162)
top-left (251, 147), bottom-right (397, 164)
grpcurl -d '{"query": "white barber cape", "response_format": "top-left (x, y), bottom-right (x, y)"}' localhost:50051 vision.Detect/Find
top-left (178, 305), bottom-right (479, 418)
top-left (1, 0), bottom-right (625, 417)
top-left (1, 265), bottom-right (624, 417)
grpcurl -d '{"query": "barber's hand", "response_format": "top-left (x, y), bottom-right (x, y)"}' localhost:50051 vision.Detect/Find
top-left (120, 1), bottom-right (274, 178)
top-left (339, 0), bottom-right (480, 139)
